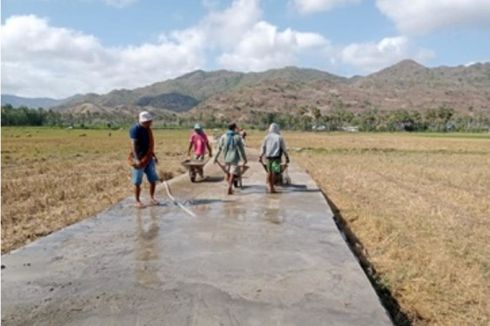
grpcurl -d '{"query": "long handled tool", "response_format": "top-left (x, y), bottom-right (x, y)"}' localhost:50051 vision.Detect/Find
top-left (162, 180), bottom-right (197, 217)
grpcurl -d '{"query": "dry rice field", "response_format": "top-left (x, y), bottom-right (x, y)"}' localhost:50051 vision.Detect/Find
top-left (2, 127), bottom-right (490, 325)
top-left (1, 127), bottom-right (189, 253)
top-left (254, 132), bottom-right (489, 326)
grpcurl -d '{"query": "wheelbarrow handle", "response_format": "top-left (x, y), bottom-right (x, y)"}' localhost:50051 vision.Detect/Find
top-left (261, 163), bottom-right (268, 172)
top-left (215, 160), bottom-right (228, 174)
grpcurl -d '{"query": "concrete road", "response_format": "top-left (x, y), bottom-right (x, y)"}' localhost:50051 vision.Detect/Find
top-left (1, 155), bottom-right (392, 326)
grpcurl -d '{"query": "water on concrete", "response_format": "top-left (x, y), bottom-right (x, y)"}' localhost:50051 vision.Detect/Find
top-left (1, 154), bottom-right (392, 325)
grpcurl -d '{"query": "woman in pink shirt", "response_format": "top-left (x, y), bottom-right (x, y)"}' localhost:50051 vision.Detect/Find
top-left (187, 124), bottom-right (213, 180)
top-left (188, 123), bottom-right (212, 160)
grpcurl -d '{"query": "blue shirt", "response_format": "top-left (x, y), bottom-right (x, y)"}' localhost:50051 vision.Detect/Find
top-left (129, 123), bottom-right (150, 159)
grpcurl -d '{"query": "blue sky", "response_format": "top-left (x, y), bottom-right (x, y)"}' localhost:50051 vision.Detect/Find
top-left (2, 0), bottom-right (490, 98)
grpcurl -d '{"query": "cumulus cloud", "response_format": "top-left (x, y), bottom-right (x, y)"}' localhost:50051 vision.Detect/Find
top-left (376, 0), bottom-right (490, 34)
top-left (340, 36), bottom-right (435, 72)
top-left (2, 0), bottom-right (336, 97)
top-left (104, 0), bottom-right (138, 8)
top-left (198, 0), bottom-right (262, 49)
top-left (199, 0), bottom-right (331, 71)
top-left (2, 0), bottom-right (439, 98)
top-left (1, 15), bottom-right (204, 98)
top-left (292, 0), bottom-right (361, 14)
top-left (219, 21), bottom-right (330, 71)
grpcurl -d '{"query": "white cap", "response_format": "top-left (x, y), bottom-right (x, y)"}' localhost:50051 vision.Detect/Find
top-left (139, 111), bottom-right (152, 123)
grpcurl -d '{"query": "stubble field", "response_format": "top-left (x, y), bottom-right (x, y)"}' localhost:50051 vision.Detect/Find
top-left (253, 132), bottom-right (489, 326)
top-left (1, 127), bottom-right (190, 253)
top-left (2, 127), bottom-right (489, 325)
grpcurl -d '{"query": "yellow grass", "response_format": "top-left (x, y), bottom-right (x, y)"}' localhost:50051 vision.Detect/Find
top-left (2, 127), bottom-right (489, 325)
top-left (1, 127), bottom-right (189, 253)
top-left (247, 131), bottom-right (489, 326)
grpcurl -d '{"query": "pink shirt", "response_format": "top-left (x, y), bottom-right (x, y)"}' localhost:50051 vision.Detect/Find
top-left (190, 132), bottom-right (209, 156)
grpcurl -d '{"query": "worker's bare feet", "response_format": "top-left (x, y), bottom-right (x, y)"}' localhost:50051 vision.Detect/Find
top-left (150, 198), bottom-right (160, 206)
top-left (135, 201), bottom-right (145, 209)
top-left (268, 188), bottom-right (277, 194)
top-left (227, 188), bottom-right (233, 195)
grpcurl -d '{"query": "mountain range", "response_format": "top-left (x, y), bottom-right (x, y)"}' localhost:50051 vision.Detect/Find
top-left (1, 94), bottom-right (68, 109)
top-left (3, 60), bottom-right (490, 121)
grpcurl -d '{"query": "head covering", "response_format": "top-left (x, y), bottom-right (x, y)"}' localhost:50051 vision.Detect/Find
top-left (269, 123), bottom-right (280, 134)
top-left (139, 111), bottom-right (153, 123)
top-left (194, 123), bottom-right (202, 130)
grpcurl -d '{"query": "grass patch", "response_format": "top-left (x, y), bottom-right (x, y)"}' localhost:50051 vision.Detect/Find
top-left (1, 127), bottom-right (190, 253)
top-left (415, 132), bottom-right (490, 140)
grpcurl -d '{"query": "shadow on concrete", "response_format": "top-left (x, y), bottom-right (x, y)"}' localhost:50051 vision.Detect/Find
top-left (320, 191), bottom-right (415, 326)
top-left (199, 176), bottom-right (225, 183)
top-left (182, 199), bottom-right (233, 206)
top-left (233, 184), bottom-right (322, 196)
top-left (280, 184), bottom-right (321, 193)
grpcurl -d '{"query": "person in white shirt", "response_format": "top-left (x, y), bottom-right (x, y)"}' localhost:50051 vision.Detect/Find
top-left (259, 123), bottom-right (290, 193)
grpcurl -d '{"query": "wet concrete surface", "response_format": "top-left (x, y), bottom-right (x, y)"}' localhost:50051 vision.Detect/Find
top-left (1, 153), bottom-right (392, 325)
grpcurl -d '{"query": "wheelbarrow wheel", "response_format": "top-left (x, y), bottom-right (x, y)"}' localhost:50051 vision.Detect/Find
top-left (275, 172), bottom-right (283, 185)
top-left (189, 169), bottom-right (196, 183)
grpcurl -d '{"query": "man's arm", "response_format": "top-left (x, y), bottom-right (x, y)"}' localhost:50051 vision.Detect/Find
top-left (237, 137), bottom-right (247, 164)
top-left (280, 137), bottom-right (290, 163)
top-left (259, 138), bottom-right (266, 163)
top-left (187, 142), bottom-right (193, 157)
top-left (131, 139), bottom-right (140, 166)
top-left (206, 141), bottom-right (213, 157)
top-left (214, 136), bottom-right (223, 163)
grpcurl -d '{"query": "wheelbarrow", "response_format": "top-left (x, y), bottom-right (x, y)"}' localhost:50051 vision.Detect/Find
top-left (261, 162), bottom-right (291, 186)
top-left (215, 160), bottom-right (249, 189)
top-left (181, 159), bottom-right (208, 182)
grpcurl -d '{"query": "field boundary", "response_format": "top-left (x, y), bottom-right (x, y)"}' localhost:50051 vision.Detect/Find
top-left (319, 190), bottom-right (416, 326)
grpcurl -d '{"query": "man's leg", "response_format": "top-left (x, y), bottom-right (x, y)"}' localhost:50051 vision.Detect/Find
top-left (227, 172), bottom-right (233, 195)
top-left (135, 185), bottom-right (143, 207)
top-left (267, 159), bottom-right (279, 193)
top-left (147, 160), bottom-right (160, 205)
top-left (197, 155), bottom-right (204, 178)
top-left (150, 182), bottom-right (158, 204)
top-left (268, 172), bottom-right (276, 193)
top-left (133, 168), bottom-right (144, 208)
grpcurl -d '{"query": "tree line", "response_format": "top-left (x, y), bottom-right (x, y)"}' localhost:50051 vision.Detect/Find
top-left (192, 106), bottom-right (490, 132)
top-left (2, 103), bottom-right (489, 132)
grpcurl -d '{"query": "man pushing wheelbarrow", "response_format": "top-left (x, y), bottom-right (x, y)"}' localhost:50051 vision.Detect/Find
top-left (183, 123), bottom-right (213, 182)
top-left (259, 123), bottom-right (290, 193)
top-left (214, 123), bottom-right (248, 195)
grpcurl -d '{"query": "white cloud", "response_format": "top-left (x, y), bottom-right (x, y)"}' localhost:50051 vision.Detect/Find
top-left (340, 36), bottom-right (435, 72)
top-left (218, 21), bottom-right (330, 71)
top-left (104, 0), bottom-right (138, 8)
top-left (1, 15), bottom-right (204, 98)
top-left (292, 0), bottom-right (361, 14)
top-left (200, 0), bottom-right (262, 49)
top-left (2, 0), bottom-right (334, 97)
top-left (376, 0), bottom-right (490, 34)
top-left (201, 0), bottom-right (223, 10)
top-left (2, 0), bottom-right (439, 98)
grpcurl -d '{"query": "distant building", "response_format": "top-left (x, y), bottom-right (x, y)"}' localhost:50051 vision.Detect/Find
top-left (312, 125), bottom-right (326, 131)
top-left (341, 126), bottom-right (359, 132)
